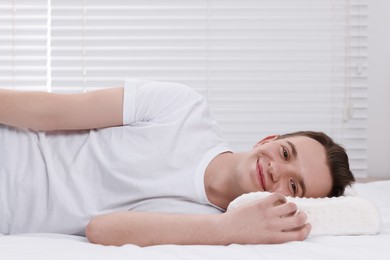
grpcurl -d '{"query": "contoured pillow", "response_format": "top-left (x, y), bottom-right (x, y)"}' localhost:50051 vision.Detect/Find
top-left (227, 191), bottom-right (381, 236)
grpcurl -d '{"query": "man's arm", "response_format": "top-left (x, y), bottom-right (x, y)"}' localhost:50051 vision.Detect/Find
top-left (86, 193), bottom-right (310, 246)
top-left (0, 87), bottom-right (124, 131)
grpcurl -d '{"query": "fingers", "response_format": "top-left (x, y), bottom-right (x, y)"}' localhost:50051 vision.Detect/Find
top-left (262, 192), bottom-right (287, 207)
top-left (270, 211), bottom-right (311, 243)
top-left (265, 194), bottom-right (309, 235)
top-left (278, 211), bottom-right (308, 231)
top-left (274, 201), bottom-right (298, 217)
top-left (263, 193), bottom-right (298, 217)
top-left (274, 223), bottom-right (312, 244)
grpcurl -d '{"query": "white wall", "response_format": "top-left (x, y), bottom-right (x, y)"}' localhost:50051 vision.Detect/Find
top-left (368, 0), bottom-right (390, 178)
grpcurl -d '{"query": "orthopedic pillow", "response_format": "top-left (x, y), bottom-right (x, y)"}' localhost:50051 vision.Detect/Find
top-left (227, 191), bottom-right (381, 236)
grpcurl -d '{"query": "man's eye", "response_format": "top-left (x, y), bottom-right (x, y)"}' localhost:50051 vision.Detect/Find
top-left (290, 179), bottom-right (297, 195)
top-left (282, 147), bottom-right (289, 161)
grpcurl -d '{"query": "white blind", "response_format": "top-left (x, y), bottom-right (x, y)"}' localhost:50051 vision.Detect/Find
top-left (0, 0), bottom-right (368, 178)
top-left (0, 0), bottom-right (48, 91)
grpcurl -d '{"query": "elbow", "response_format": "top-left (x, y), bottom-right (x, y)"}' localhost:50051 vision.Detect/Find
top-left (85, 218), bottom-right (101, 245)
top-left (86, 212), bottom-right (148, 247)
top-left (86, 216), bottom-right (130, 247)
top-left (86, 217), bottom-right (113, 246)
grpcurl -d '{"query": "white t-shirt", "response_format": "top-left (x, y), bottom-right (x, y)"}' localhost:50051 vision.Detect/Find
top-left (0, 79), bottom-right (231, 235)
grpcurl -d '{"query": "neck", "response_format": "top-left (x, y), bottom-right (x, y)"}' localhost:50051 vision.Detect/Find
top-left (204, 152), bottom-right (244, 210)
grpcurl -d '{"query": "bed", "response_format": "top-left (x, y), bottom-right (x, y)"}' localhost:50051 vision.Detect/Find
top-left (1, 180), bottom-right (389, 260)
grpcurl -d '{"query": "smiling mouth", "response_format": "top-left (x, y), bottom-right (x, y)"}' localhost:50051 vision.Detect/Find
top-left (256, 159), bottom-right (266, 191)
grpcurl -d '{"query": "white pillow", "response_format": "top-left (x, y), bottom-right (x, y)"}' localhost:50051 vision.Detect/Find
top-left (227, 191), bottom-right (381, 237)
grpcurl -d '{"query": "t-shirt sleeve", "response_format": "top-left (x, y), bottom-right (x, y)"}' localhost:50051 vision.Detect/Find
top-left (122, 79), bottom-right (204, 125)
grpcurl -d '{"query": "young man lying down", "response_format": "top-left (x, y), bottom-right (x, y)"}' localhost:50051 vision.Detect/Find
top-left (0, 79), bottom-right (354, 246)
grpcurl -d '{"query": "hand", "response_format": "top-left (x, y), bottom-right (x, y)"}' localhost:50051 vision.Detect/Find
top-left (221, 193), bottom-right (311, 244)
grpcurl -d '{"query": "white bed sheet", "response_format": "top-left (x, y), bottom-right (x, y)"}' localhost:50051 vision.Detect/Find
top-left (1, 181), bottom-right (390, 260)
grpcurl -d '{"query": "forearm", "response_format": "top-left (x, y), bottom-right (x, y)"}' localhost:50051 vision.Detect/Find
top-left (0, 89), bottom-right (51, 130)
top-left (86, 194), bottom-right (311, 247)
top-left (0, 87), bottom-right (123, 131)
top-left (86, 211), bottom-right (230, 247)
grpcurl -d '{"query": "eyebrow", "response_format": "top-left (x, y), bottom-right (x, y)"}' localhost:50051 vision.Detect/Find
top-left (286, 140), bottom-right (306, 197)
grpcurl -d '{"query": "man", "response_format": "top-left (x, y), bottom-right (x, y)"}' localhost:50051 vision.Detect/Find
top-left (0, 79), bottom-right (354, 246)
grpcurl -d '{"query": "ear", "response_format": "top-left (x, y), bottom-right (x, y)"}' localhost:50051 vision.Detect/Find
top-left (253, 134), bottom-right (279, 148)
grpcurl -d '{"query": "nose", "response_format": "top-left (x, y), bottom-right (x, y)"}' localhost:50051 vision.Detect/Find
top-left (268, 160), bottom-right (281, 183)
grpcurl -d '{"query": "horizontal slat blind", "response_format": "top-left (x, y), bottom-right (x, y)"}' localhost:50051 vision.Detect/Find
top-left (0, 0), bottom-right (368, 177)
top-left (343, 0), bottom-right (368, 177)
top-left (204, 0), bottom-right (368, 178)
top-left (0, 0), bottom-right (47, 91)
top-left (51, 0), bottom-right (210, 93)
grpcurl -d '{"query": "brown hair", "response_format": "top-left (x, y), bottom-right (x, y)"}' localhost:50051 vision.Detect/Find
top-left (278, 131), bottom-right (355, 197)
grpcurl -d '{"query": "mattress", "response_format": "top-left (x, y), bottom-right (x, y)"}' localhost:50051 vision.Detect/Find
top-left (1, 180), bottom-right (390, 260)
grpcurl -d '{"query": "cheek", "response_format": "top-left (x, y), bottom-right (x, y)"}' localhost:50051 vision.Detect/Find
top-left (272, 186), bottom-right (291, 197)
top-left (308, 171), bottom-right (333, 198)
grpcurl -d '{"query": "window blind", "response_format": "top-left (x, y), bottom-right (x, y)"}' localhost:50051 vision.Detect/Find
top-left (0, 0), bottom-right (48, 91)
top-left (0, 0), bottom-right (368, 178)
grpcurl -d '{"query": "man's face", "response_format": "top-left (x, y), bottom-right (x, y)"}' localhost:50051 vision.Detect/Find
top-left (235, 135), bottom-right (332, 198)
